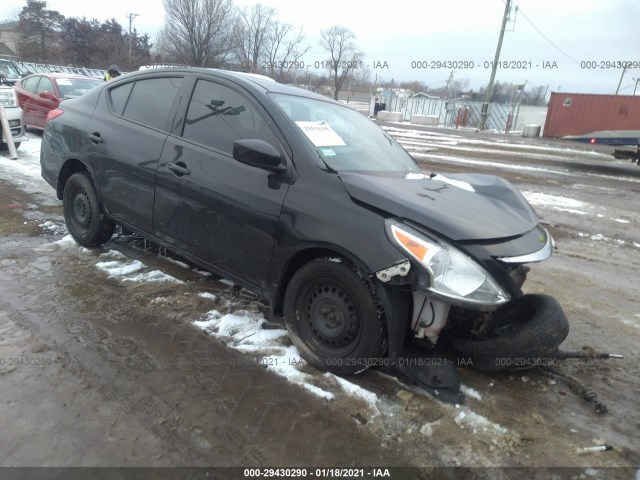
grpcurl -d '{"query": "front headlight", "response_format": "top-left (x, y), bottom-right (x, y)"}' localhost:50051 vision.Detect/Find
top-left (0, 88), bottom-right (18, 108)
top-left (386, 220), bottom-right (509, 307)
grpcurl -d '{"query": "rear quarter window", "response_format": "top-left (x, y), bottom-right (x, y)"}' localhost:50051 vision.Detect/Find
top-left (109, 82), bottom-right (134, 115)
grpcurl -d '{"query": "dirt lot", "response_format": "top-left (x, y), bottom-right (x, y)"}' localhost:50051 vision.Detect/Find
top-left (0, 127), bottom-right (638, 479)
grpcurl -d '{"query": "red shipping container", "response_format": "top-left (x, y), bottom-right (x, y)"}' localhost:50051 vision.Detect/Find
top-left (543, 93), bottom-right (640, 138)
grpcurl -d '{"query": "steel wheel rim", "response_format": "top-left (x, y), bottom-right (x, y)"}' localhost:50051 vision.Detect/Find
top-left (71, 189), bottom-right (92, 232)
top-left (301, 280), bottom-right (361, 355)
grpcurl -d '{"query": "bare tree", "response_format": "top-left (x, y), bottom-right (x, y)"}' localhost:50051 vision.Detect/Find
top-left (157, 0), bottom-right (236, 67)
top-left (319, 26), bottom-right (360, 100)
top-left (523, 85), bottom-right (548, 106)
top-left (353, 63), bottom-right (373, 88)
top-left (264, 21), bottom-right (309, 83)
top-left (231, 4), bottom-right (274, 72)
top-left (447, 77), bottom-right (470, 98)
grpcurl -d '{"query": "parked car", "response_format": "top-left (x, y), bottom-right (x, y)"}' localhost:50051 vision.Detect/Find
top-left (40, 68), bottom-right (568, 376)
top-left (0, 59), bottom-right (28, 149)
top-left (14, 73), bottom-right (103, 130)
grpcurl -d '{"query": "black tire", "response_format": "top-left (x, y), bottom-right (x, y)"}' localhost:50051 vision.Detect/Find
top-left (453, 294), bottom-right (569, 372)
top-left (284, 258), bottom-right (387, 375)
top-left (63, 172), bottom-right (115, 246)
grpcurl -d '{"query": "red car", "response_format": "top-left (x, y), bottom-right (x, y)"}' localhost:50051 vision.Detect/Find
top-left (14, 73), bottom-right (103, 130)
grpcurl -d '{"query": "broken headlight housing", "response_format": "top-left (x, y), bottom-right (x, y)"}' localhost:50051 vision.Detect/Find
top-left (386, 219), bottom-right (510, 308)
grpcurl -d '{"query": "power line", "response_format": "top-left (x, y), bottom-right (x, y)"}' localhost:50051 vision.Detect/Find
top-left (515, 4), bottom-right (580, 64)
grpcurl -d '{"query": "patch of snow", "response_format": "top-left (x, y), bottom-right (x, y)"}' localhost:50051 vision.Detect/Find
top-left (523, 191), bottom-right (585, 209)
top-left (328, 373), bottom-right (379, 412)
top-left (193, 269), bottom-right (212, 276)
top-left (614, 218), bottom-right (630, 224)
top-left (122, 270), bottom-right (184, 284)
top-left (193, 308), bottom-right (379, 407)
top-left (454, 409), bottom-right (507, 436)
top-left (405, 172), bottom-right (427, 179)
top-left (39, 221), bottom-right (67, 235)
top-left (164, 257), bottom-right (190, 269)
top-left (432, 174), bottom-right (475, 192)
top-left (192, 310), bottom-right (334, 401)
top-left (54, 234), bottom-right (79, 246)
top-left (98, 250), bottom-right (128, 260)
top-left (96, 260), bottom-right (146, 276)
top-left (460, 385), bottom-right (483, 401)
top-left (419, 420), bottom-right (440, 437)
top-left (198, 292), bottom-right (217, 301)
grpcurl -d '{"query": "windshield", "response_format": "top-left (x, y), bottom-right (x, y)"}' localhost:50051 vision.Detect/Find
top-left (0, 60), bottom-right (21, 82)
top-left (271, 93), bottom-right (421, 175)
top-left (55, 77), bottom-right (103, 99)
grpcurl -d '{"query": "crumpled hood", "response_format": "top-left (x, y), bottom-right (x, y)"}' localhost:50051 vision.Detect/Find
top-left (339, 172), bottom-right (539, 241)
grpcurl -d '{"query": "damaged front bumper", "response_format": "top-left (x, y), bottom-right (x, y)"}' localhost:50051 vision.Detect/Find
top-left (377, 222), bottom-right (557, 343)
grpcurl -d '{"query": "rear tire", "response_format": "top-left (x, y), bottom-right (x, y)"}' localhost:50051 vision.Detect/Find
top-left (63, 172), bottom-right (115, 246)
top-left (453, 294), bottom-right (569, 372)
top-left (284, 258), bottom-right (387, 375)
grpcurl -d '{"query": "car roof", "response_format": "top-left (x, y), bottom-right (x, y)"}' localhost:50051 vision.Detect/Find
top-left (121, 67), bottom-right (333, 103)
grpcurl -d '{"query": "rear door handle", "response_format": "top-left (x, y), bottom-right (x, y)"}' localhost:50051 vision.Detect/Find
top-left (167, 162), bottom-right (191, 176)
top-left (86, 132), bottom-right (103, 144)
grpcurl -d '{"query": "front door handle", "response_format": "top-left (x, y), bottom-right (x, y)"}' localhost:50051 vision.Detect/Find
top-left (86, 132), bottom-right (103, 144)
top-left (167, 162), bottom-right (191, 176)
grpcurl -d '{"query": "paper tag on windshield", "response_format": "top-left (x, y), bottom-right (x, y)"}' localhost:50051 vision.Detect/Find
top-left (295, 121), bottom-right (346, 147)
top-left (57, 78), bottom-right (72, 85)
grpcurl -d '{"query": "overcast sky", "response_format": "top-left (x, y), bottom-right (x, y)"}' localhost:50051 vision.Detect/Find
top-left (1, 0), bottom-right (639, 95)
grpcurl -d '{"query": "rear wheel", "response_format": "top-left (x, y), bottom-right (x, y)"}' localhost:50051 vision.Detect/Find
top-left (453, 294), bottom-right (569, 372)
top-left (63, 172), bottom-right (115, 246)
top-left (284, 258), bottom-right (387, 375)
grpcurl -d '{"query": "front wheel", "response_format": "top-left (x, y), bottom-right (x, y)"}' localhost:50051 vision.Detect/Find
top-left (284, 258), bottom-right (387, 375)
top-left (63, 172), bottom-right (115, 246)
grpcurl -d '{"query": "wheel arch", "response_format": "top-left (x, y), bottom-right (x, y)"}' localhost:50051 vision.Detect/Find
top-left (270, 246), bottom-right (412, 362)
top-left (270, 246), bottom-right (372, 320)
top-left (56, 158), bottom-right (90, 200)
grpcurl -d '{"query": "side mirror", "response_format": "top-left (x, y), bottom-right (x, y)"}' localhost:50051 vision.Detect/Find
top-left (233, 139), bottom-right (285, 172)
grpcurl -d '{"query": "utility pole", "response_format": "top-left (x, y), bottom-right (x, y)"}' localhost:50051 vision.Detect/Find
top-left (445, 70), bottom-right (454, 98)
top-left (479, 0), bottom-right (512, 131)
top-left (615, 63), bottom-right (627, 95)
top-left (128, 13), bottom-right (139, 65)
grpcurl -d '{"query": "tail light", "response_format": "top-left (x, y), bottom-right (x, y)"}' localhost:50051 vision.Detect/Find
top-left (45, 108), bottom-right (64, 125)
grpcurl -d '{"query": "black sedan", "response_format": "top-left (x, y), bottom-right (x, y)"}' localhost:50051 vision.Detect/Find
top-left (40, 68), bottom-right (568, 376)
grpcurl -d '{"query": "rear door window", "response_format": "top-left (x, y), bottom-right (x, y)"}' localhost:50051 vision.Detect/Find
top-left (121, 77), bottom-right (183, 131)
